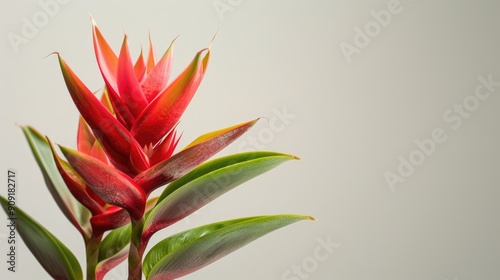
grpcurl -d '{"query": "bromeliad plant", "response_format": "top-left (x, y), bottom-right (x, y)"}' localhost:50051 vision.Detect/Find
top-left (0, 19), bottom-right (313, 280)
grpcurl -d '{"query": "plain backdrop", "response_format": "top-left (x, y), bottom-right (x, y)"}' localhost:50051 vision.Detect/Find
top-left (1, 1), bottom-right (499, 279)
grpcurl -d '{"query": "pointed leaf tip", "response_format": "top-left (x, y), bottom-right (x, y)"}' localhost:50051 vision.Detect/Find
top-left (143, 214), bottom-right (311, 279)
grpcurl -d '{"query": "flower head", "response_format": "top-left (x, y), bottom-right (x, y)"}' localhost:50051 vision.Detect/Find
top-left (53, 20), bottom-right (255, 229)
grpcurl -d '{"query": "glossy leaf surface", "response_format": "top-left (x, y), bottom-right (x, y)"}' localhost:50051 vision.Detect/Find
top-left (143, 151), bottom-right (298, 239)
top-left (143, 215), bottom-right (313, 279)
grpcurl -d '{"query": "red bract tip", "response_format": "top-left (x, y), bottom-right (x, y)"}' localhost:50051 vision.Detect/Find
top-left (117, 35), bottom-right (148, 117)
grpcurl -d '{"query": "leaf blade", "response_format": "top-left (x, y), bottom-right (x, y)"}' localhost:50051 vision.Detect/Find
top-left (49, 139), bottom-right (105, 216)
top-left (143, 214), bottom-right (313, 279)
top-left (143, 151), bottom-right (298, 239)
top-left (59, 145), bottom-right (146, 220)
top-left (21, 126), bottom-right (91, 237)
top-left (134, 119), bottom-right (258, 194)
top-left (0, 196), bottom-right (83, 280)
top-left (98, 224), bottom-right (131, 265)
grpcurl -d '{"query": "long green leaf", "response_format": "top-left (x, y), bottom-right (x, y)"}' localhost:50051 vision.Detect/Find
top-left (0, 196), bottom-right (83, 280)
top-left (21, 125), bottom-right (91, 238)
top-left (143, 214), bottom-right (314, 279)
top-left (143, 152), bottom-right (298, 239)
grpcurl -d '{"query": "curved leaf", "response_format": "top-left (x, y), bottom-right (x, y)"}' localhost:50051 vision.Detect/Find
top-left (95, 224), bottom-right (131, 280)
top-left (143, 151), bottom-right (298, 240)
top-left (143, 214), bottom-right (314, 279)
top-left (98, 224), bottom-right (131, 262)
top-left (0, 196), bottom-right (83, 280)
top-left (96, 248), bottom-right (129, 280)
top-left (21, 126), bottom-right (91, 238)
top-left (48, 139), bottom-right (105, 216)
top-left (59, 145), bottom-right (146, 220)
top-left (135, 119), bottom-right (258, 194)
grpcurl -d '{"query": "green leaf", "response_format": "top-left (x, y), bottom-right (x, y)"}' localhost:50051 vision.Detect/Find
top-left (143, 214), bottom-right (314, 279)
top-left (95, 224), bottom-right (131, 280)
top-left (98, 223), bottom-right (131, 262)
top-left (21, 125), bottom-right (91, 238)
top-left (143, 151), bottom-right (298, 240)
top-left (0, 196), bottom-right (83, 280)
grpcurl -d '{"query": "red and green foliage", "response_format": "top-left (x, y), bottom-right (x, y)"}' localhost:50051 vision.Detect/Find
top-left (0, 19), bottom-right (312, 280)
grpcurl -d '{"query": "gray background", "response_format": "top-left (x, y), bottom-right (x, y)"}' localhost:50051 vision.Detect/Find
top-left (1, 0), bottom-right (499, 279)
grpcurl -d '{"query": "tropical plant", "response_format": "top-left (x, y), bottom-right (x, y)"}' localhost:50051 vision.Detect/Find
top-left (0, 19), bottom-right (313, 280)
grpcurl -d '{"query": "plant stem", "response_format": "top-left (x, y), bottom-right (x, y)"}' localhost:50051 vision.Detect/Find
top-left (86, 231), bottom-right (103, 280)
top-left (128, 217), bottom-right (145, 280)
